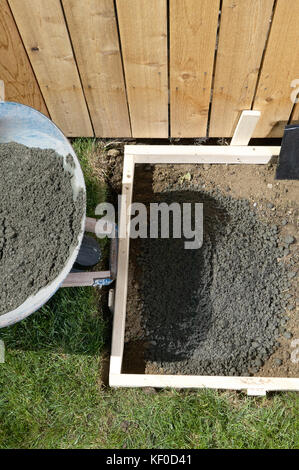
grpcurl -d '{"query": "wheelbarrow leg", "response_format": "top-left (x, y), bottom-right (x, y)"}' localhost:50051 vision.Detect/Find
top-left (62, 217), bottom-right (118, 288)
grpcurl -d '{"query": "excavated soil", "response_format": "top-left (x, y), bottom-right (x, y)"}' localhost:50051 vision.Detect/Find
top-left (123, 158), bottom-right (299, 378)
top-left (0, 142), bottom-right (85, 316)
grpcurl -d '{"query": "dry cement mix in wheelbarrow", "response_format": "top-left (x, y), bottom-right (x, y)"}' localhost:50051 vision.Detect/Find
top-left (0, 142), bottom-right (85, 316)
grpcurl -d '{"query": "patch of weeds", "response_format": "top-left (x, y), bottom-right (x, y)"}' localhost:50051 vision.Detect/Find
top-left (72, 138), bottom-right (108, 217)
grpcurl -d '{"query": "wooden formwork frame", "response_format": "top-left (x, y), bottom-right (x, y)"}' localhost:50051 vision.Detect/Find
top-left (109, 113), bottom-right (299, 396)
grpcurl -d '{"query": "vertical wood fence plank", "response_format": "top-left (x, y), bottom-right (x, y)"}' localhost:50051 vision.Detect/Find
top-left (8, 0), bottom-right (93, 137)
top-left (170, 0), bottom-right (219, 137)
top-left (0, 0), bottom-right (48, 115)
top-left (209, 0), bottom-right (274, 137)
top-left (116, 0), bottom-right (168, 138)
top-left (62, 0), bottom-right (131, 137)
top-left (252, 0), bottom-right (299, 137)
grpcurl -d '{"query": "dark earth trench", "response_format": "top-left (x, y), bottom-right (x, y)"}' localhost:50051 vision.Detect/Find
top-left (123, 163), bottom-right (299, 378)
top-left (0, 142), bottom-right (85, 316)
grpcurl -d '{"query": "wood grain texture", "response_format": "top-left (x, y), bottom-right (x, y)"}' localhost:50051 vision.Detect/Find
top-left (110, 153), bottom-right (135, 373)
top-left (62, 0), bottom-right (131, 137)
top-left (116, 0), bottom-right (168, 138)
top-left (8, 0), bottom-right (93, 136)
top-left (170, 0), bottom-right (219, 137)
top-left (110, 373), bottom-right (299, 392)
top-left (209, 0), bottom-right (274, 137)
top-left (126, 144), bottom-right (279, 164)
top-left (0, 0), bottom-right (48, 114)
top-left (252, 0), bottom-right (299, 137)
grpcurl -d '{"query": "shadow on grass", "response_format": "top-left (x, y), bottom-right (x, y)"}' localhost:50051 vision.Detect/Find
top-left (0, 287), bottom-right (109, 356)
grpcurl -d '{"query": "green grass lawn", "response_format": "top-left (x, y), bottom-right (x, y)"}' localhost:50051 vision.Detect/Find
top-left (0, 139), bottom-right (298, 449)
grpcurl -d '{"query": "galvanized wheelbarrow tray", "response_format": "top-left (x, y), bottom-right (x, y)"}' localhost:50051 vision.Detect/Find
top-left (0, 91), bottom-right (116, 328)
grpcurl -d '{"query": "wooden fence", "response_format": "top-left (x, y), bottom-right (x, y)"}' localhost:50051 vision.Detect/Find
top-left (1, 0), bottom-right (299, 138)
